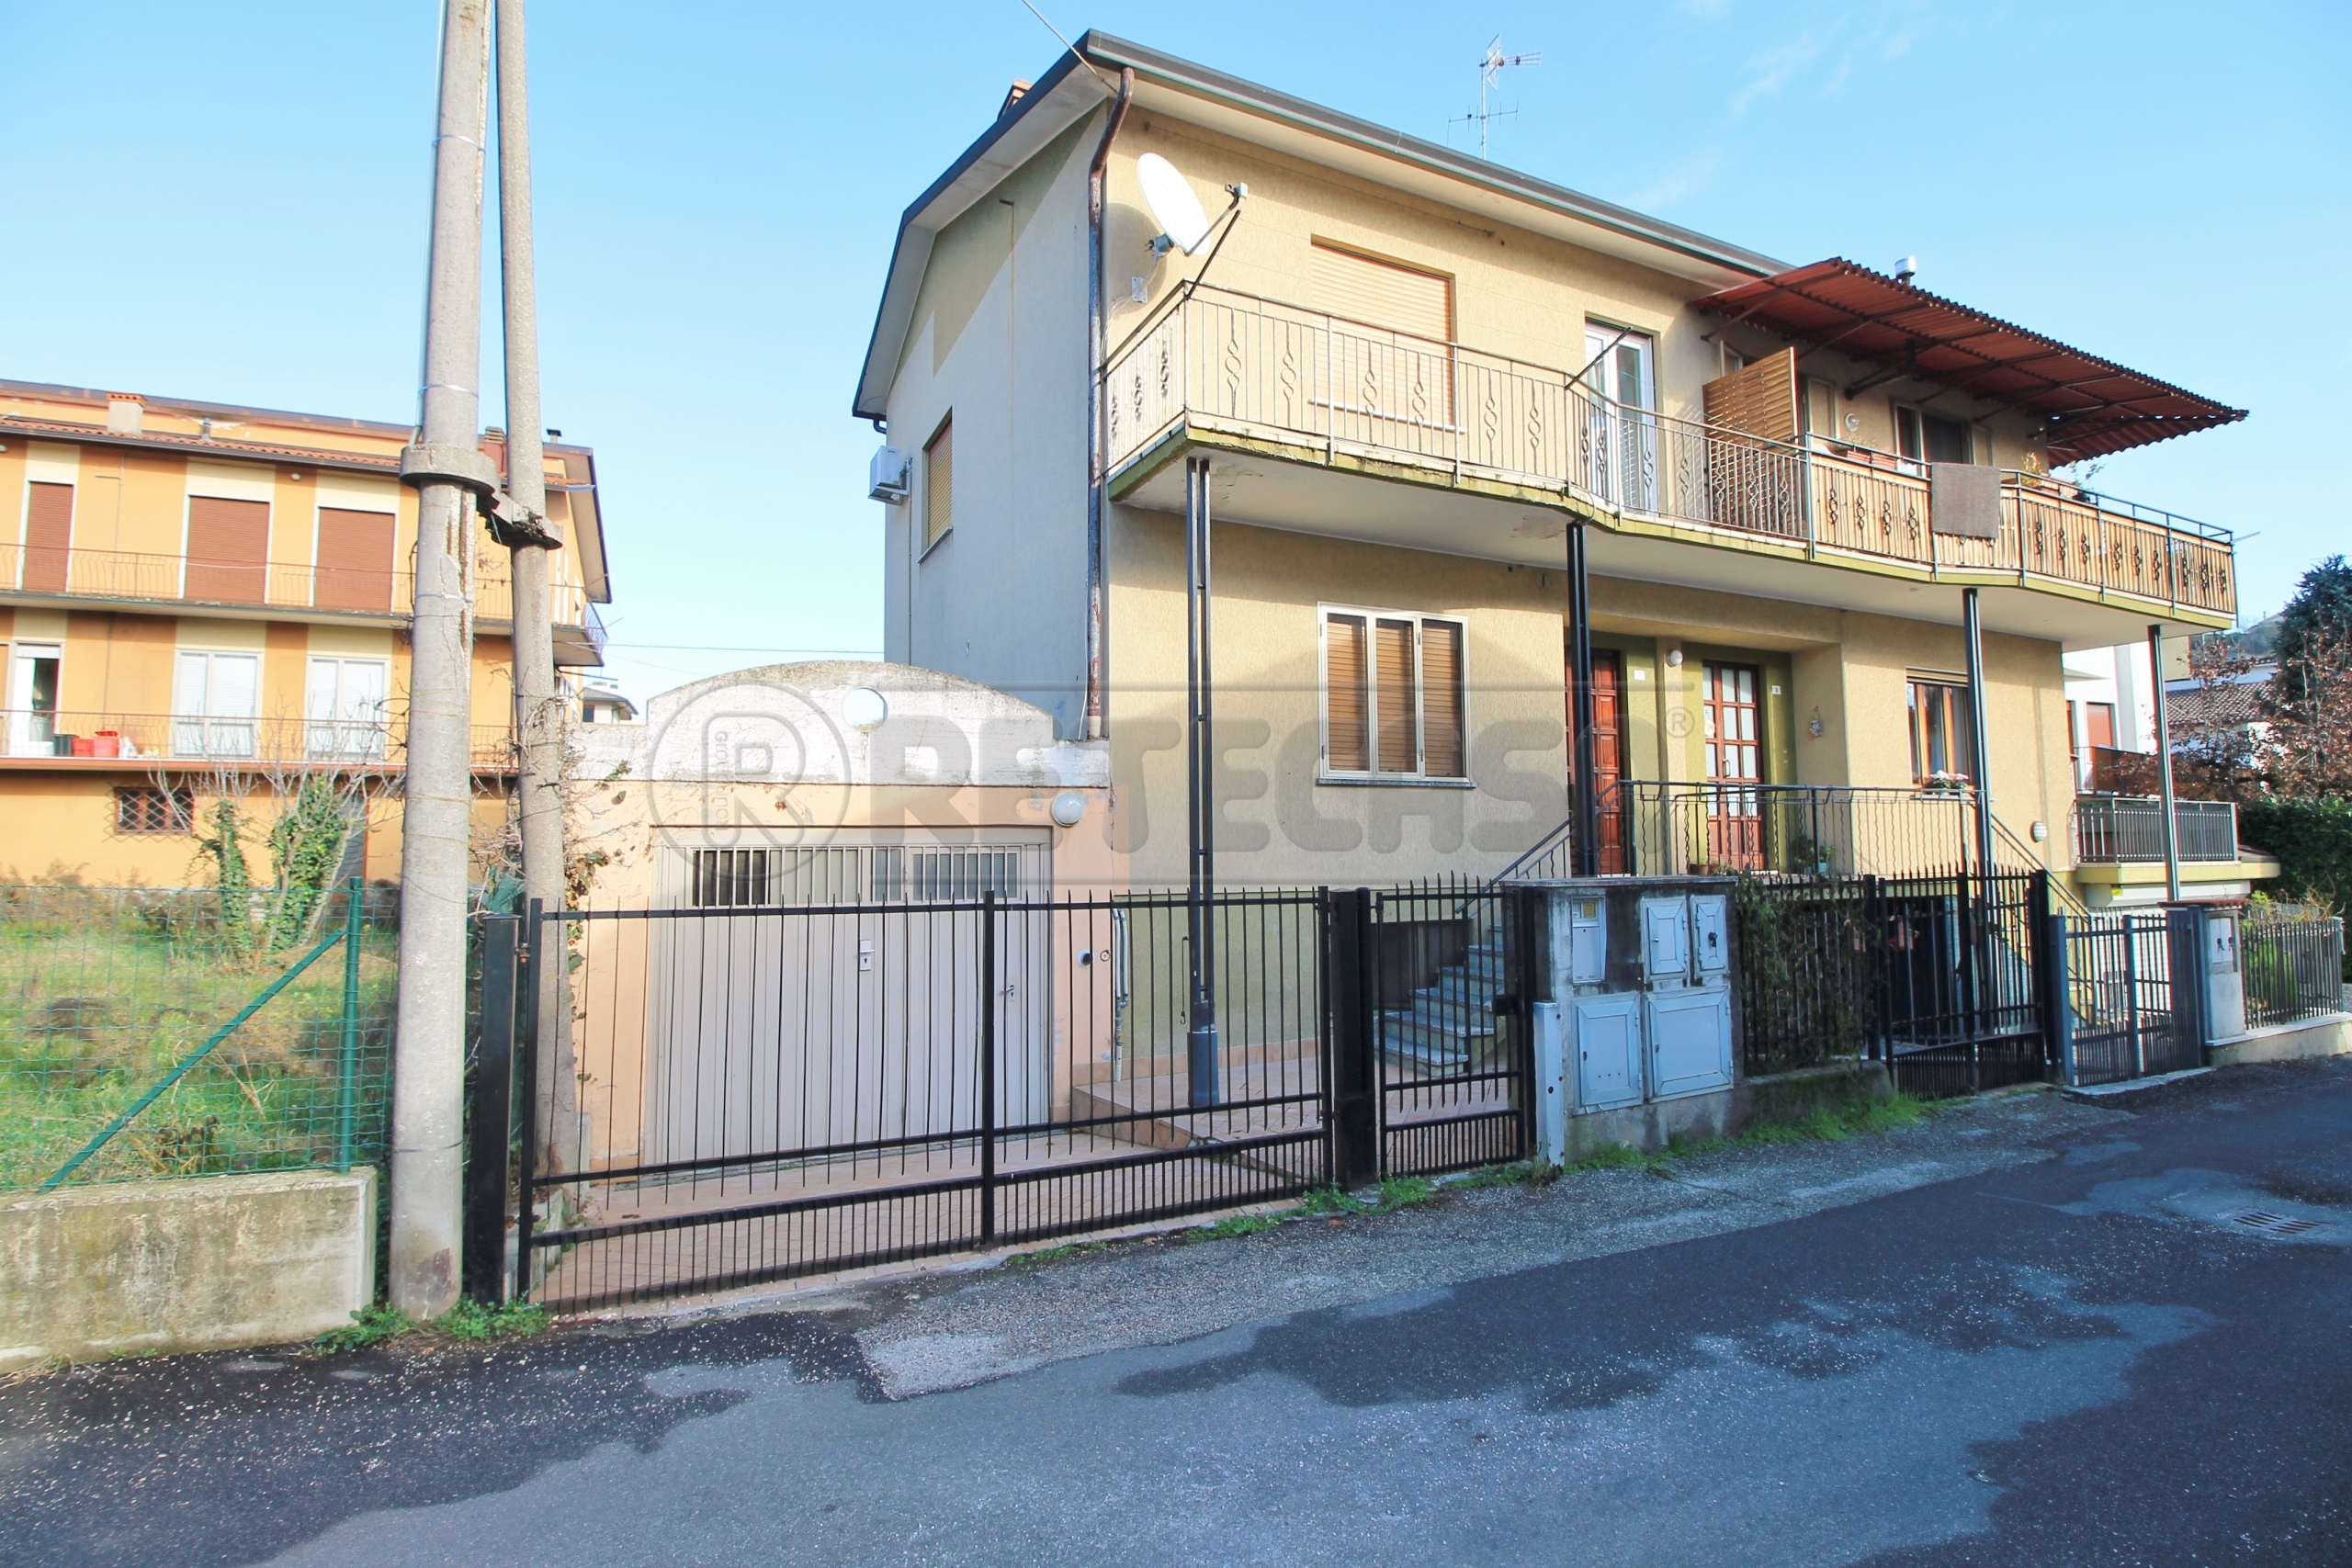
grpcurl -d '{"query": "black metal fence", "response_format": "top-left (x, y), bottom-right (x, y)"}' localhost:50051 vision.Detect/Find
top-left (1733, 870), bottom-right (2051, 1097)
top-left (2242, 908), bottom-right (2346, 1030)
top-left (467, 880), bottom-right (1549, 1308)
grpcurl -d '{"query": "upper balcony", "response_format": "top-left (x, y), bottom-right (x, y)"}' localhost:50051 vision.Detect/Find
top-left (1103, 285), bottom-right (2235, 639)
top-left (0, 542), bottom-right (604, 663)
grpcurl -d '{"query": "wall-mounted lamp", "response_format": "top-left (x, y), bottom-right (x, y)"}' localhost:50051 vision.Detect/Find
top-left (1664, 648), bottom-right (1684, 669)
top-left (1049, 791), bottom-right (1087, 828)
top-left (2030, 820), bottom-right (2050, 843)
top-left (1808, 708), bottom-right (1826, 739)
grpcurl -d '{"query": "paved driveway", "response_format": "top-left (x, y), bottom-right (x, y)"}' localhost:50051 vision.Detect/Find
top-left (5, 1060), bottom-right (2349, 1566)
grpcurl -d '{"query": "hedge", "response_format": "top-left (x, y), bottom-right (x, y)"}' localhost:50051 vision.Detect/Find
top-left (2239, 796), bottom-right (2352, 914)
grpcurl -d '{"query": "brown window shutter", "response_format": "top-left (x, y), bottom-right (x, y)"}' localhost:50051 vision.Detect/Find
top-left (1309, 243), bottom-right (1453, 343)
top-left (313, 508), bottom-right (395, 612)
top-left (1421, 619), bottom-right (1464, 778)
top-left (185, 496), bottom-right (269, 604)
top-left (1702, 347), bottom-right (1800, 445)
top-left (1325, 614), bottom-right (1370, 772)
top-left (22, 481), bottom-right (73, 592)
top-left (924, 420), bottom-right (953, 548)
top-left (1374, 617), bottom-right (1419, 773)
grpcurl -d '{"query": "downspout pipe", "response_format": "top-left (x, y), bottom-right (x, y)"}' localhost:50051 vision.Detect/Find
top-left (1083, 65), bottom-right (1135, 741)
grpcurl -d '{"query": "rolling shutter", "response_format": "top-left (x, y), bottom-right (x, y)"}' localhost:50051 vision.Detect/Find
top-left (923, 420), bottom-right (953, 549)
top-left (1374, 617), bottom-right (1418, 773)
top-left (1325, 613), bottom-right (1369, 773)
top-left (1309, 243), bottom-right (1452, 343)
top-left (314, 508), bottom-right (395, 612)
top-left (1421, 619), bottom-right (1464, 778)
top-left (185, 496), bottom-right (269, 604)
top-left (1702, 348), bottom-right (1799, 445)
top-left (22, 481), bottom-right (72, 592)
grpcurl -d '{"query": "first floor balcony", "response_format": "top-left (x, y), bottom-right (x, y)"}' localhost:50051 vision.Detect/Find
top-left (0, 708), bottom-right (519, 773)
top-left (2071, 795), bottom-right (2241, 865)
top-left (1104, 284), bottom-right (2234, 639)
top-left (0, 542), bottom-right (604, 663)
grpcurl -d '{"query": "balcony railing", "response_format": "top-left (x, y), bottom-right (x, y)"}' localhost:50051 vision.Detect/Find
top-left (1105, 283), bottom-right (2234, 616)
top-left (2073, 796), bottom-right (2240, 864)
top-left (2, 709), bottom-right (518, 771)
top-left (0, 543), bottom-right (592, 627)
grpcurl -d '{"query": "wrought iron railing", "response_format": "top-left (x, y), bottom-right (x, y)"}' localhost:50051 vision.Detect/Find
top-left (2242, 908), bottom-right (2346, 1030)
top-left (1104, 283), bottom-right (2234, 615)
top-left (2072, 796), bottom-right (2239, 863)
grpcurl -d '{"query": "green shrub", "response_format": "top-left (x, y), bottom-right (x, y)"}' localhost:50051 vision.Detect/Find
top-left (2240, 797), bottom-right (2352, 924)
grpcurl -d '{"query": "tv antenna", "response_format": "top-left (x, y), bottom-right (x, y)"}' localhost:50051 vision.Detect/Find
top-left (1452, 36), bottom-right (1541, 160)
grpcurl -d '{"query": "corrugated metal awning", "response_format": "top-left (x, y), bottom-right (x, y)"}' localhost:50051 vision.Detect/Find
top-left (1695, 258), bottom-right (2245, 463)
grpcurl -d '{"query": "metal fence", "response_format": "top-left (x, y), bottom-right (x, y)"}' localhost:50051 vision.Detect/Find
top-left (2072, 796), bottom-right (2240, 864)
top-left (2055, 910), bottom-right (2200, 1087)
top-left (0, 881), bottom-right (398, 1191)
top-left (500, 888), bottom-right (1332, 1310)
top-left (1364, 880), bottom-right (1532, 1177)
top-left (1730, 871), bottom-right (2049, 1096)
top-left (2242, 908), bottom-right (2346, 1030)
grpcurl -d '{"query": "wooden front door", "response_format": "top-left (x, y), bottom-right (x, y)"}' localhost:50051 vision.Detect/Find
top-left (1581, 649), bottom-right (1626, 874)
top-left (1702, 661), bottom-right (1763, 870)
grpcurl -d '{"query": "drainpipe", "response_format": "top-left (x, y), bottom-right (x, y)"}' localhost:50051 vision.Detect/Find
top-left (1962, 588), bottom-right (1996, 886)
top-left (1184, 455), bottom-right (1218, 1107)
top-left (2149, 623), bottom-right (2182, 903)
top-left (1566, 522), bottom-right (1598, 877)
top-left (1083, 66), bottom-right (1134, 742)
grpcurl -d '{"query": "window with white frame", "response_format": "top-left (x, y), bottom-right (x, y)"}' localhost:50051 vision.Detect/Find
top-left (173, 649), bottom-right (259, 759)
top-left (306, 656), bottom-right (390, 761)
top-left (1319, 607), bottom-right (1466, 781)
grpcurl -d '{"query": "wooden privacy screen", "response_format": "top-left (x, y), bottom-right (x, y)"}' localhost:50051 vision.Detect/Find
top-left (1702, 348), bottom-right (1800, 445)
top-left (314, 508), bottom-right (396, 611)
top-left (22, 481), bottom-right (72, 592)
top-left (184, 496), bottom-right (269, 604)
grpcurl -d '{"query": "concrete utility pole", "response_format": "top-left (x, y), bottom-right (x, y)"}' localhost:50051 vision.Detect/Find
top-left (493, 0), bottom-right (572, 1160)
top-left (2149, 624), bottom-right (2183, 903)
top-left (391, 0), bottom-right (494, 1316)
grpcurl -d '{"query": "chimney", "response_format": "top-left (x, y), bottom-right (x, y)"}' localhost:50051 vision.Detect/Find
top-left (107, 393), bottom-right (144, 435)
top-left (998, 80), bottom-right (1031, 118)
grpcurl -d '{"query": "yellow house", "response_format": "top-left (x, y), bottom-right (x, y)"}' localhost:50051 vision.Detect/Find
top-left (853, 33), bottom-right (2262, 905)
top-left (0, 377), bottom-right (612, 886)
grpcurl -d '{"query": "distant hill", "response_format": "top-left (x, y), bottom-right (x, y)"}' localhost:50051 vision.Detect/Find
top-left (2195, 614), bottom-right (2282, 659)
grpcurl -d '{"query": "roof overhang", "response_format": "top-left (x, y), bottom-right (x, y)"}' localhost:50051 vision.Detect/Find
top-left (1696, 258), bottom-right (2245, 463)
top-left (853, 32), bottom-right (1786, 423)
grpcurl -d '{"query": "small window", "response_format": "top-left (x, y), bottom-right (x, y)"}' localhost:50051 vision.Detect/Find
top-left (870, 847), bottom-right (1018, 902)
top-left (690, 849), bottom-right (773, 908)
top-left (115, 785), bottom-right (193, 835)
top-left (1894, 405), bottom-right (1974, 466)
top-left (1907, 678), bottom-right (1976, 783)
top-left (688, 847), bottom-right (871, 908)
top-left (922, 417), bottom-right (953, 551)
top-left (1320, 607), bottom-right (1466, 781)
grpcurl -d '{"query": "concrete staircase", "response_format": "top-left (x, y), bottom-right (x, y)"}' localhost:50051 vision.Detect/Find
top-left (1379, 937), bottom-right (1504, 1070)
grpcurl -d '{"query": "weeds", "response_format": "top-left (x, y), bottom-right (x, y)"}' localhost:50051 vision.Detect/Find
top-left (1374, 1174), bottom-right (1435, 1210)
top-left (314, 1303), bottom-right (412, 1350)
top-left (1298, 1185), bottom-right (1372, 1216)
top-left (1006, 1240), bottom-right (1105, 1270)
top-left (434, 1299), bottom-right (549, 1341)
top-left (1171, 1213), bottom-right (1277, 1245)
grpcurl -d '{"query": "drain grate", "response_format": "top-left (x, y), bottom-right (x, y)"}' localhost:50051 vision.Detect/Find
top-left (2231, 1209), bottom-right (2325, 1236)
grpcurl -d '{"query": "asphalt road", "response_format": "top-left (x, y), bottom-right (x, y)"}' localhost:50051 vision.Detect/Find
top-left (6, 1060), bottom-right (2350, 1567)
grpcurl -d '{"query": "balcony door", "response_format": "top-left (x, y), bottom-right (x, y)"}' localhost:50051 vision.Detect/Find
top-left (1584, 325), bottom-right (1657, 513)
top-left (7, 643), bottom-right (62, 757)
top-left (173, 649), bottom-right (259, 759)
top-left (1702, 660), bottom-right (1763, 870)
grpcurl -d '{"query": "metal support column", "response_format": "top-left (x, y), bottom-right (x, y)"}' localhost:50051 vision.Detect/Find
top-left (1184, 456), bottom-right (1219, 1108)
top-left (1566, 521), bottom-right (1599, 877)
top-left (1326, 888), bottom-right (1378, 1187)
top-left (1961, 587), bottom-right (1996, 886)
top-left (2148, 623), bottom-right (2183, 904)
top-left (464, 913), bottom-right (517, 1303)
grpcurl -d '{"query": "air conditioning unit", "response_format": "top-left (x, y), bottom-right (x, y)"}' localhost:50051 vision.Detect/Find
top-left (868, 446), bottom-right (910, 503)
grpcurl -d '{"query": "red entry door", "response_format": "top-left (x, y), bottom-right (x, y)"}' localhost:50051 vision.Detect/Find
top-left (1702, 661), bottom-right (1764, 870)
top-left (1566, 643), bottom-right (1627, 874)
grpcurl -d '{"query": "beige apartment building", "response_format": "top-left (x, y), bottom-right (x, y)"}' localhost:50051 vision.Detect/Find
top-left (845, 33), bottom-right (2262, 906)
top-left (0, 378), bottom-right (612, 885)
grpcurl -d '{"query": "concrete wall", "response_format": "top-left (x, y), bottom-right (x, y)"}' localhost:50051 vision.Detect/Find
top-left (0, 1168), bottom-right (377, 1370)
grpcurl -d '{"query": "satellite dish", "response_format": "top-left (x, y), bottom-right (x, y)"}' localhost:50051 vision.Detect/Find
top-left (1136, 152), bottom-right (1213, 255)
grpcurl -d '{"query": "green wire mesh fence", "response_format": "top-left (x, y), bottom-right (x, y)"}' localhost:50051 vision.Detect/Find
top-left (0, 881), bottom-right (398, 1191)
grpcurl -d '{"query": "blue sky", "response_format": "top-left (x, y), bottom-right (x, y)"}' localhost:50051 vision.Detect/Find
top-left (3, 2), bottom-right (2344, 704)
